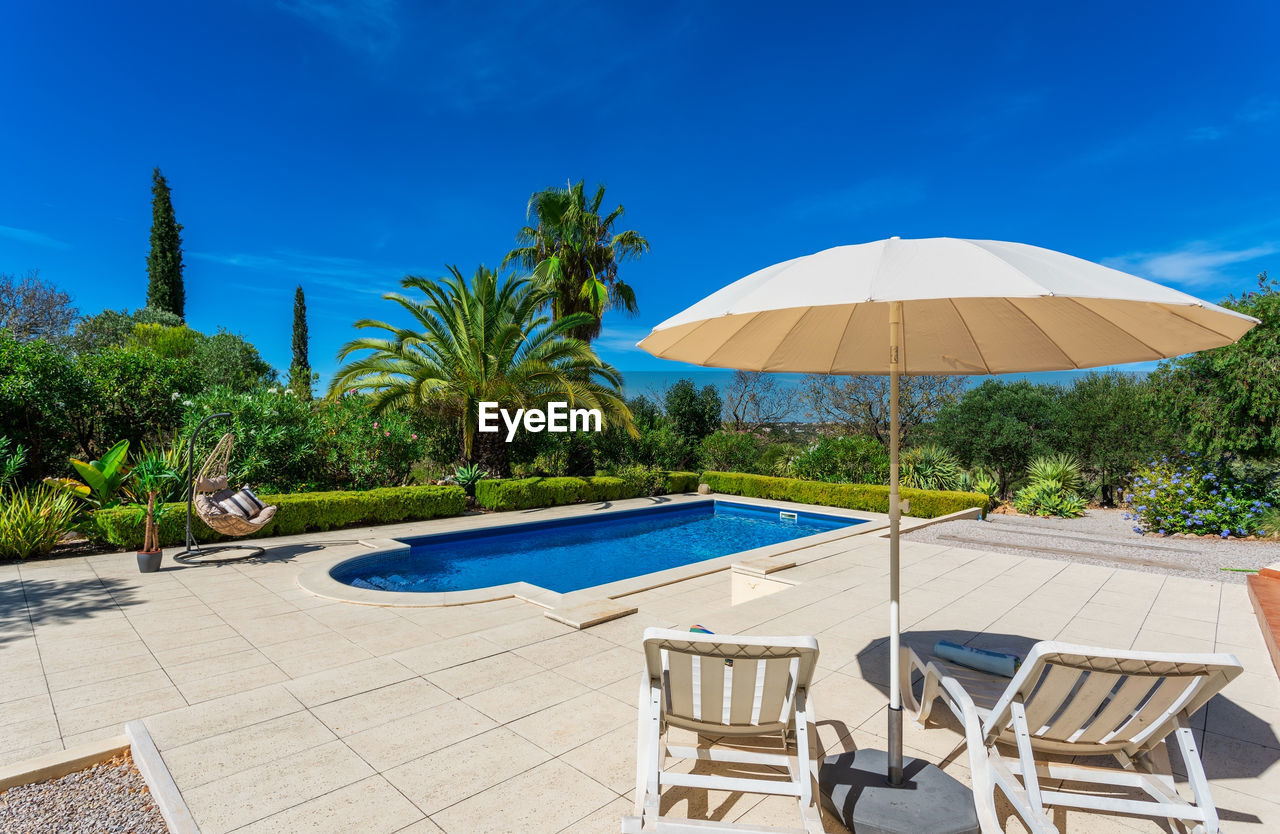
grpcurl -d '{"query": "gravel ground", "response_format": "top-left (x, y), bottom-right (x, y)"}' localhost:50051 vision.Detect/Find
top-left (0, 752), bottom-right (167, 834)
top-left (905, 507), bottom-right (1280, 584)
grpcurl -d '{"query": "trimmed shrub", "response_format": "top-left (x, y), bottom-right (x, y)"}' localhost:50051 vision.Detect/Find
top-left (87, 484), bottom-right (466, 550)
top-left (700, 471), bottom-right (987, 519)
top-left (475, 471), bottom-right (700, 511)
top-left (664, 471), bottom-right (700, 493)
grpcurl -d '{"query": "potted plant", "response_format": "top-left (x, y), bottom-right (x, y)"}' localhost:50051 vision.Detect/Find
top-left (131, 452), bottom-right (178, 573)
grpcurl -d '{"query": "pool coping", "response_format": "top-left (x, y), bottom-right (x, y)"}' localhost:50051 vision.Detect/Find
top-left (296, 494), bottom-right (887, 614)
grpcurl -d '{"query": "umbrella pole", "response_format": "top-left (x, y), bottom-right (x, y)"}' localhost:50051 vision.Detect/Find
top-left (887, 300), bottom-right (904, 786)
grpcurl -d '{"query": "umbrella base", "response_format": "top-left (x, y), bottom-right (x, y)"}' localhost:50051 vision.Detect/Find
top-left (819, 749), bottom-right (980, 834)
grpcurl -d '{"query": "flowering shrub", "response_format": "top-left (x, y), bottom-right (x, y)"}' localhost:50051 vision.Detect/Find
top-left (1123, 456), bottom-right (1272, 537)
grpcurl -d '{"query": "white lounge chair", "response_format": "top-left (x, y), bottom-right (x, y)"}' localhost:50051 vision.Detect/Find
top-left (623, 627), bottom-right (824, 834)
top-left (902, 640), bottom-right (1243, 834)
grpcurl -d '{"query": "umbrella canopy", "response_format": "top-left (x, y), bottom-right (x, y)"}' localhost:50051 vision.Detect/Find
top-left (638, 237), bottom-right (1257, 374)
top-left (637, 236), bottom-right (1258, 788)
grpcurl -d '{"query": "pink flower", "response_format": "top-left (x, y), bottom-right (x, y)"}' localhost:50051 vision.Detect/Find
top-left (348, 388), bottom-right (356, 395)
top-left (384, 431), bottom-right (390, 436)
top-left (373, 422), bottom-right (379, 428)
top-left (411, 434), bottom-right (418, 440)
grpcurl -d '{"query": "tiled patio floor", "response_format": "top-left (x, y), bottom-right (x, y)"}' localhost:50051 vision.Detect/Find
top-left (1, 498), bottom-right (1277, 833)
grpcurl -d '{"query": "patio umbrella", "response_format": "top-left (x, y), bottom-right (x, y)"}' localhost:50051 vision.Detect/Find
top-left (637, 236), bottom-right (1258, 790)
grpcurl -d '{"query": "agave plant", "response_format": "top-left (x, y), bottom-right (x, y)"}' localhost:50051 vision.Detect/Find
top-left (1013, 480), bottom-right (1088, 518)
top-left (453, 463), bottom-right (487, 498)
top-left (900, 444), bottom-right (961, 491)
top-left (43, 439), bottom-right (132, 508)
top-left (1026, 454), bottom-right (1084, 494)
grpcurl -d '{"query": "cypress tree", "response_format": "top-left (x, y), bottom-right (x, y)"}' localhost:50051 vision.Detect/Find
top-left (145, 167), bottom-right (185, 320)
top-left (289, 285), bottom-right (312, 397)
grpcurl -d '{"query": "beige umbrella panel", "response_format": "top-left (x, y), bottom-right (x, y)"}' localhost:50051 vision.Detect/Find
top-left (637, 236), bottom-right (1258, 792)
top-left (639, 239), bottom-right (1255, 375)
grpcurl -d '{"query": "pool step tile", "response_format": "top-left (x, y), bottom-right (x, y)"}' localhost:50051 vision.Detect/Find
top-left (545, 599), bottom-right (638, 630)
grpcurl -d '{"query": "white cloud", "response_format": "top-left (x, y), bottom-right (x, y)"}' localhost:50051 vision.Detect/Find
top-left (190, 250), bottom-right (401, 295)
top-left (0, 224), bottom-right (70, 250)
top-left (593, 325), bottom-right (655, 354)
top-left (275, 0), bottom-right (400, 56)
top-left (1104, 241), bottom-right (1277, 287)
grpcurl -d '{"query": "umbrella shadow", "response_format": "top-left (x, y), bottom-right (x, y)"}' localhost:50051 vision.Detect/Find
top-left (843, 628), bottom-right (1275, 823)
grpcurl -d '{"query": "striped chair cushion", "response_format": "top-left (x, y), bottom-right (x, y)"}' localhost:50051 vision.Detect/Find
top-left (215, 487), bottom-right (267, 519)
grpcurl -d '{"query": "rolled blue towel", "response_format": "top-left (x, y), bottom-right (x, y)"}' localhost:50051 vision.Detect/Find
top-left (934, 640), bottom-right (1021, 677)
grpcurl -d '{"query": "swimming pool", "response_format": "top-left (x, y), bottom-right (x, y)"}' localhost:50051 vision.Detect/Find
top-left (329, 500), bottom-right (864, 595)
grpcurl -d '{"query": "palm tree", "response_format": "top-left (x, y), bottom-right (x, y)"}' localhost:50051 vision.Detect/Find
top-left (502, 180), bottom-right (650, 342)
top-left (329, 266), bottom-right (633, 475)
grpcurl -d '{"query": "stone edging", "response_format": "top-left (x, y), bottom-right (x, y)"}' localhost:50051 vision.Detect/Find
top-left (127, 720), bottom-right (200, 834)
top-left (0, 723), bottom-right (199, 833)
top-left (0, 734), bottom-right (129, 793)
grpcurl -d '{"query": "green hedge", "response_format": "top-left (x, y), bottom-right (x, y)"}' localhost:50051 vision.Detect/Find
top-left (700, 471), bottom-right (987, 519)
top-left (475, 470), bottom-right (700, 512)
top-left (87, 484), bottom-right (467, 551)
top-left (664, 471), bottom-right (701, 493)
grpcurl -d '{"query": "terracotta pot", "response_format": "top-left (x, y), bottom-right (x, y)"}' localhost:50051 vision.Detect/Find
top-left (136, 550), bottom-right (163, 573)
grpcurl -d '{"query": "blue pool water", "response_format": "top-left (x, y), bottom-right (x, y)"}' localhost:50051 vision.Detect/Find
top-left (331, 501), bottom-right (863, 594)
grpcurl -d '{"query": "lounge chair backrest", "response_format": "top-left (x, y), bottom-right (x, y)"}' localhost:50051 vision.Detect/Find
top-left (642, 627), bottom-right (819, 735)
top-left (985, 641), bottom-right (1242, 755)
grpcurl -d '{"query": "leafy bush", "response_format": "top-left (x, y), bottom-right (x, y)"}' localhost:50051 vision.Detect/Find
top-left (1123, 456), bottom-right (1272, 537)
top-left (182, 388), bottom-right (429, 493)
top-left (0, 486), bottom-right (80, 560)
top-left (0, 332), bottom-right (94, 483)
top-left (78, 348), bottom-right (200, 456)
top-left (1012, 480), bottom-right (1088, 518)
top-left (314, 392), bottom-right (429, 490)
top-left (44, 439), bottom-right (133, 508)
top-left (0, 436), bottom-right (26, 492)
top-left (790, 435), bottom-right (889, 484)
top-left (699, 431), bottom-right (760, 473)
top-left (87, 484), bottom-right (466, 550)
top-left (901, 444), bottom-right (961, 491)
top-left (665, 471), bottom-right (701, 493)
top-left (700, 471), bottom-right (987, 519)
top-left (931, 379), bottom-right (1063, 497)
top-left (607, 464), bottom-right (668, 497)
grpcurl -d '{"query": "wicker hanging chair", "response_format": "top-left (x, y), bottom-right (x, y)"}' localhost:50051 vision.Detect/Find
top-left (192, 433), bottom-right (278, 536)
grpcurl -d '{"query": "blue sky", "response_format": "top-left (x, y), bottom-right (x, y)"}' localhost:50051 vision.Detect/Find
top-left (2, 1), bottom-right (1278, 387)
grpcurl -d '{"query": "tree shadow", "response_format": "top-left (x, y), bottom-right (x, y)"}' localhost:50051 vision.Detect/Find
top-left (0, 575), bottom-right (146, 646)
top-left (846, 628), bottom-right (1277, 820)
